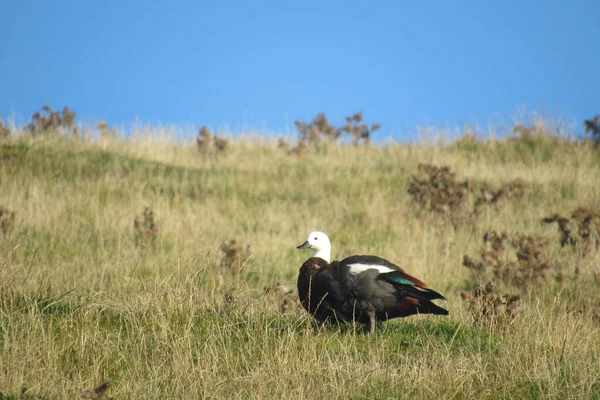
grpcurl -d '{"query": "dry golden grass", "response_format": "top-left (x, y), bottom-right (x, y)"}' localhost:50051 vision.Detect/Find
top-left (0, 127), bottom-right (599, 399)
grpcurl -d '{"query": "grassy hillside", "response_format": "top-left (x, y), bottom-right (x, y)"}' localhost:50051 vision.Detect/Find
top-left (1, 131), bottom-right (599, 399)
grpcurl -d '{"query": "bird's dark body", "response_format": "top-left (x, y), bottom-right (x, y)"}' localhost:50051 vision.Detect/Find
top-left (297, 256), bottom-right (448, 332)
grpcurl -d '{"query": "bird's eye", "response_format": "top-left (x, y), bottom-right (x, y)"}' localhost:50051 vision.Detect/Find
top-left (314, 237), bottom-right (318, 240)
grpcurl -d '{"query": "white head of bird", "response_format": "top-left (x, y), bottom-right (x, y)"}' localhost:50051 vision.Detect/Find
top-left (297, 231), bottom-right (332, 263)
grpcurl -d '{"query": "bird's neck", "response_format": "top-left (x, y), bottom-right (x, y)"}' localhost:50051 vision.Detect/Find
top-left (313, 248), bottom-right (331, 263)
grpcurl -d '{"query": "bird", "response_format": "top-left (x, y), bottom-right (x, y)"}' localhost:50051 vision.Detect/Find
top-left (297, 231), bottom-right (449, 334)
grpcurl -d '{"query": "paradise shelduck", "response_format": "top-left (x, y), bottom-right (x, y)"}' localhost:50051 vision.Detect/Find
top-left (297, 231), bottom-right (449, 334)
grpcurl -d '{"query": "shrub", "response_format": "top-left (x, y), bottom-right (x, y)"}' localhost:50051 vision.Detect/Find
top-left (263, 282), bottom-right (300, 314)
top-left (408, 163), bottom-right (474, 227)
top-left (220, 239), bottom-right (251, 275)
top-left (339, 111), bottom-right (381, 146)
top-left (543, 207), bottom-right (600, 254)
top-left (97, 121), bottom-right (117, 139)
top-left (461, 281), bottom-right (521, 329)
top-left (463, 230), bottom-right (552, 289)
top-left (0, 206), bottom-right (15, 234)
top-left (26, 105), bottom-right (78, 139)
top-left (214, 136), bottom-right (228, 152)
top-left (288, 111), bottom-right (382, 154)
top-left (584, 115), bottom-right (600, 142)
top-left (196, 125), bottom-right (228, 153)
top-left (295, 112), bottom-right (340, 145)
top-left (133, 207), bottom-right (161, 245)
top-left (409, 164), bottom-right (529, 227)
top-left (473, 179), bottom-right (528, 216)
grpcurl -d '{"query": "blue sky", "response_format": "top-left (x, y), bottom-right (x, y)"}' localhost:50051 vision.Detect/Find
top-left (1, 1), bottom-right (598, 141)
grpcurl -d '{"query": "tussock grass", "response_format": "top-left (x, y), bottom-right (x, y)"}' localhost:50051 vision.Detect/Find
top-left (0, 130), bottom-right (600, 399)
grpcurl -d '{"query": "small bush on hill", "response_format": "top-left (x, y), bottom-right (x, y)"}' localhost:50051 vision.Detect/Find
top-left (461, 281), bottom-right (520, 329)
top-left (543, 207), bottom-right (600, 254)
top-left (584, 115), bottom-right (600, 142)
top-left (196, 125), bottom-right (228, 153)
top-left (134, 207), bottom-right (161, 245)
top-left (0, 206), bottom-right (15, 235)
top-left (26, 105), bottom-right (78, 139)
top-left (463, 230), bottom-right (552, 290)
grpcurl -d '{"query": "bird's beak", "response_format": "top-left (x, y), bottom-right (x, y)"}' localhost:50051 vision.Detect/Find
top-left (297, 241), bottom-right (311, 249)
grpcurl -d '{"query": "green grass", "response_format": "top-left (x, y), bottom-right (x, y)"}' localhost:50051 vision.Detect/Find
top-left (0, 132), bottom-right (599, 399)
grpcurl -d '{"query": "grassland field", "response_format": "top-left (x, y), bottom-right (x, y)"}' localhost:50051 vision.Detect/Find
top-left (0, 126), bottom-right (599, 399)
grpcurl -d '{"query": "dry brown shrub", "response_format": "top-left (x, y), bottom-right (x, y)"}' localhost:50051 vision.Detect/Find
top-left (473, 179), bottom-right (528, 216)
top-left (278, 137), bottom-right (307, 156)
top-left (584, 114), bottom-right (600, 142)
top-left (542, 213), bottom-right (573, 247)
top-left (196, 126), bottom-right (212, 150)
top-left (26, 105), bottom-right (78, 138)
top-left (223, 284), bottom-right (238, 305)
top-left (213, 135), bottom-right (228, 152)
top-left (0, 206), bottom-right (15, 235)
top-left (409, 164), bottom-right (529, 227)
top-left (554, 294), bottom-right (600, 324)
top-left (289, 111), bottom-right (382, 153)
top-left (97, 121), bottom-right (116, 139)
top-left (572, 208), bottom-right (600, 248)
top-left (287, 140), bottom-right (307, 156)
top-left (264, 282), bottom-right (301, 314)
top-left (463, 230), bottom-right (552, 289)
top-left (197, 125), bottom-right (228, 153)
top-left (543, 207), bottom-right (600, 254)
top-left (133, 207), bottom-right (160, 245)
top-left (295, 112), bottom-right (340, 144)
top-left (220, 239), bottom-right (251, 275)
top-left (290, 113), bottom-right (338, 154)
top-left (408, 163), bottom-right (475, 227)
top-left (511, 122), bottom-right (548, 142)
top-left (339, 111), bottom-right (381, 146)
top-left (277, 138), bottom-right (289, 149)
top-left (461, 281), bottom-right (521, 328)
